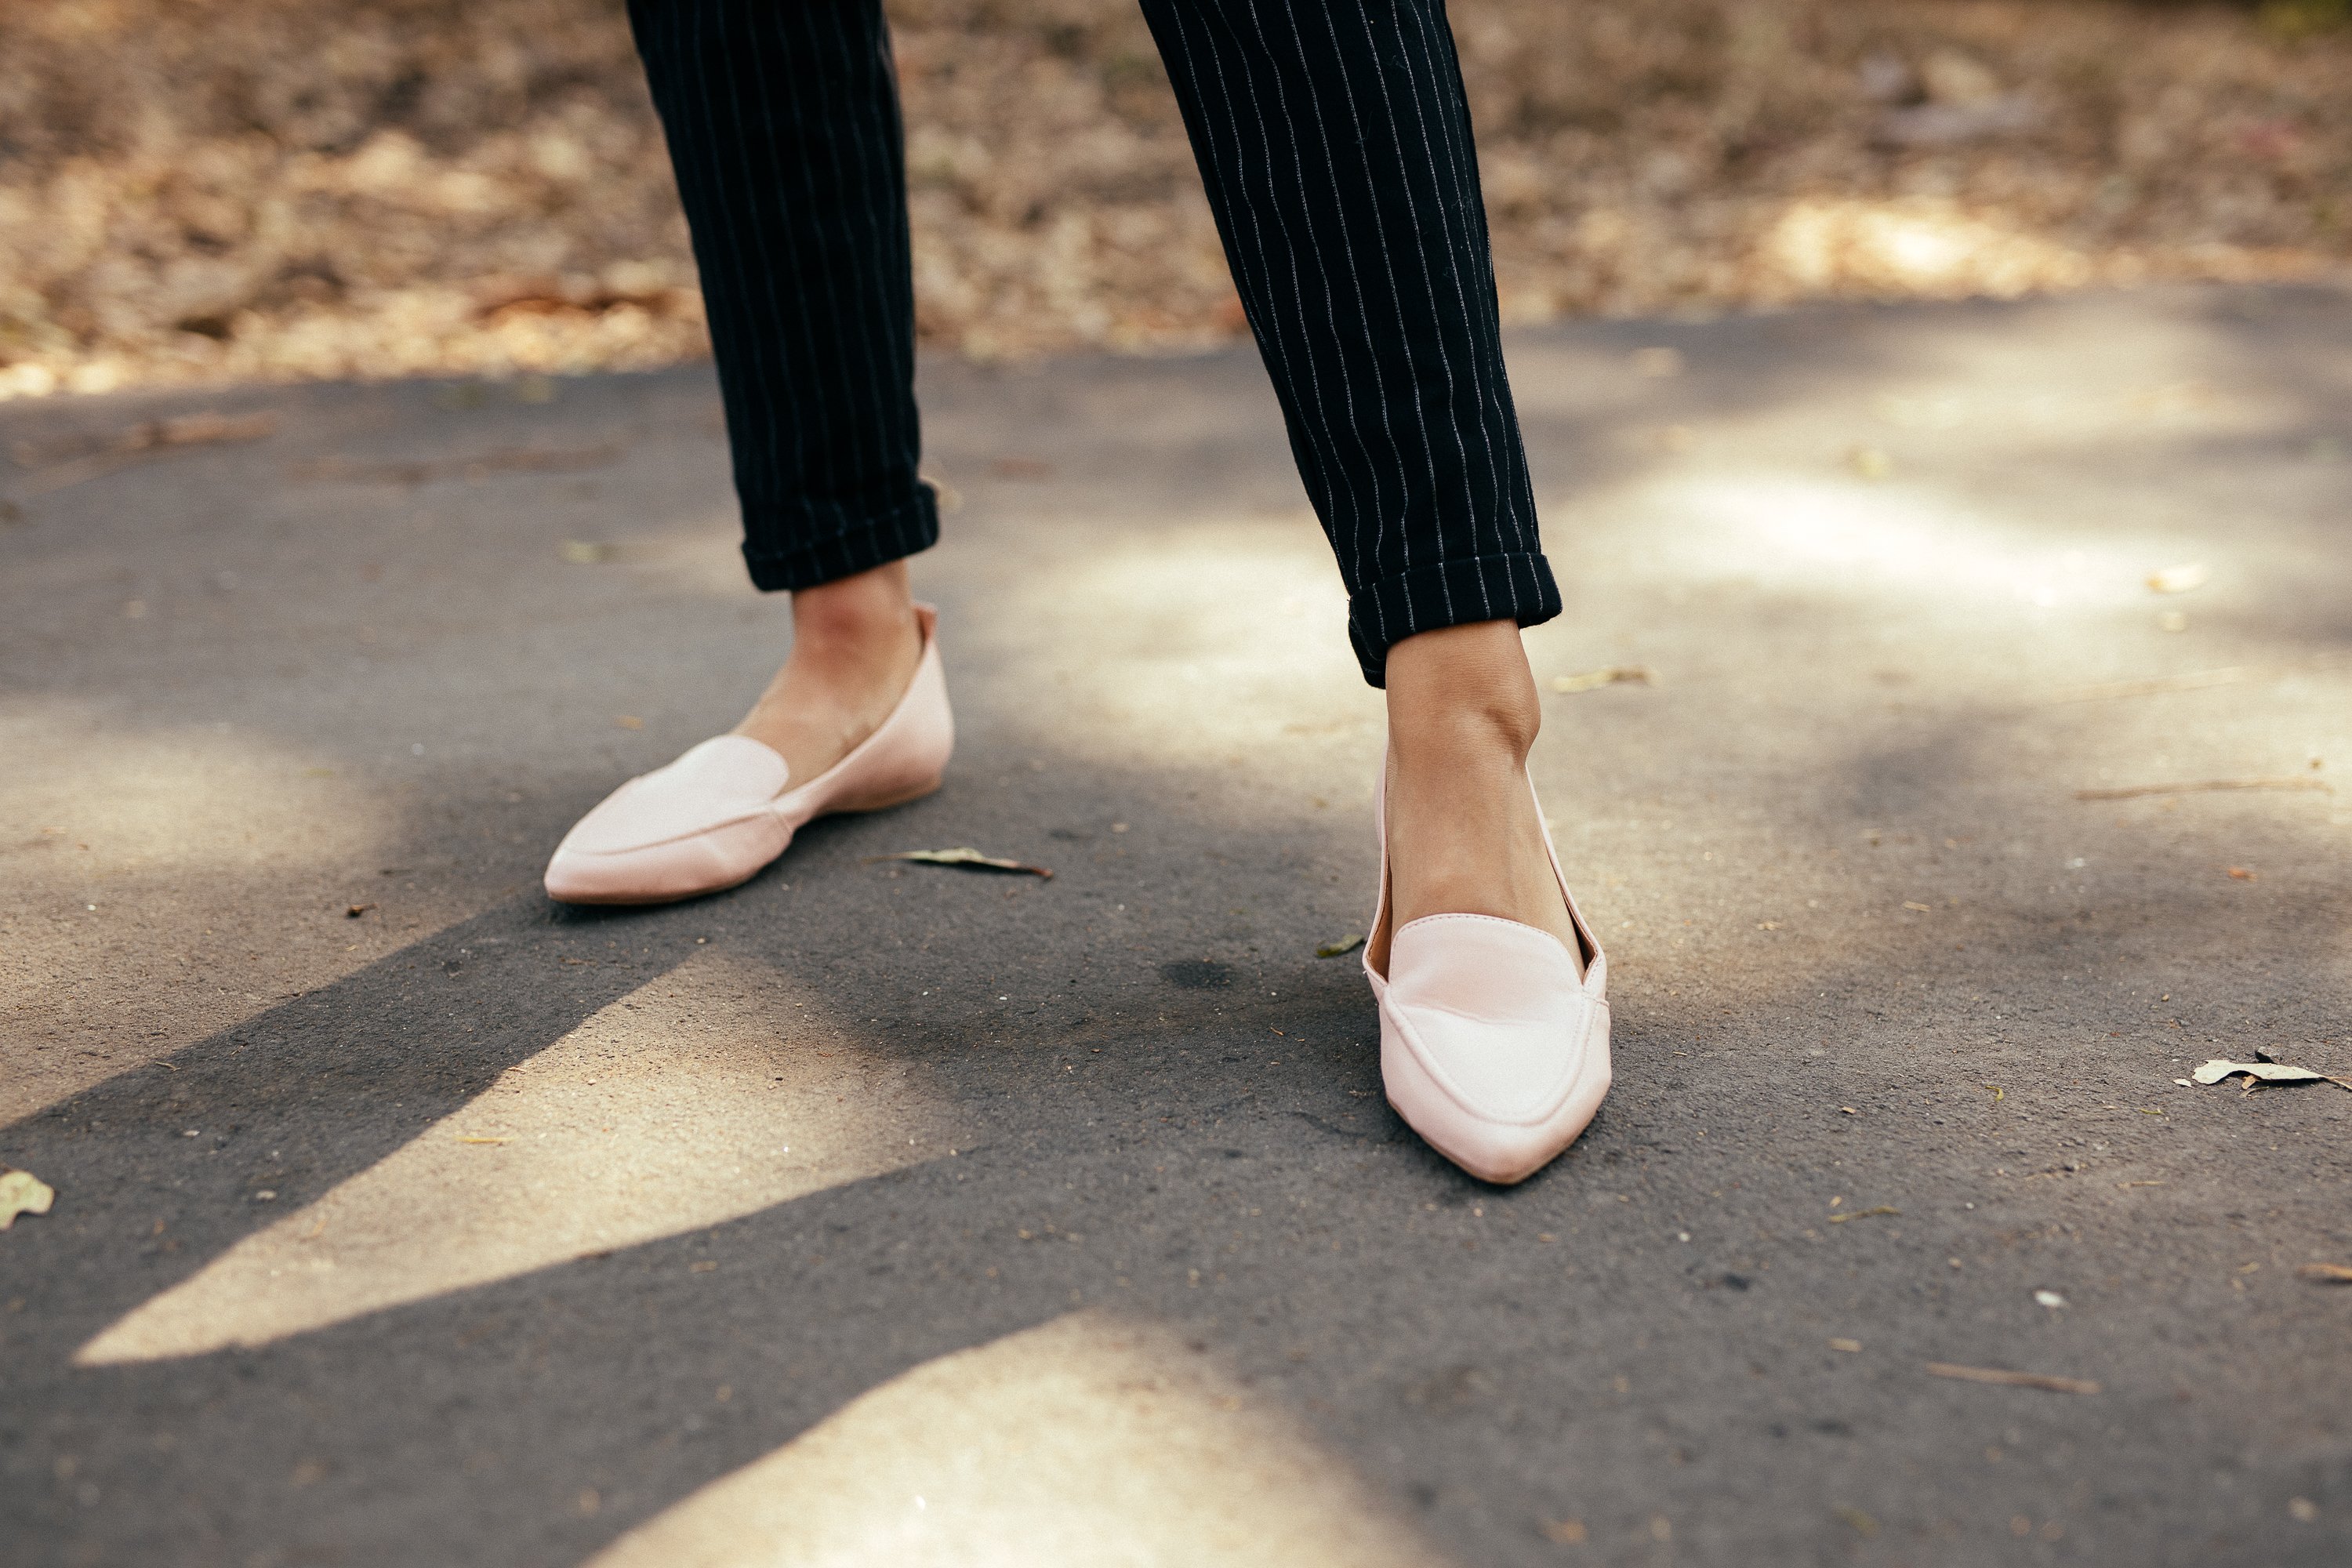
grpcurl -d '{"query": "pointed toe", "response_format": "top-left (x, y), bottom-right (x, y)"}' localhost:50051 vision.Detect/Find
top-left (1377, 916), bottom-right (1610, 1185)
top-left (542, 818), bottom-right (783, 906)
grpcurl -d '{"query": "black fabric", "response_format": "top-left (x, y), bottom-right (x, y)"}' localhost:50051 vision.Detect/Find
top-left (629, 0), bottom-right (1560, 686)
top-left (627, 0), bottom-right (937, 593)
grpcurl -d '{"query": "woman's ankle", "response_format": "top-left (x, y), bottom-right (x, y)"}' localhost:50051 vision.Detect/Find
top-left (788, 561), bottom-right (917, 657)
top-left (1384, 619), bottom-right (1542, 768)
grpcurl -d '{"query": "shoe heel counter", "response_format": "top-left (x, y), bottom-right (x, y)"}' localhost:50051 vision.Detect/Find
top-left (827, 647), bottom-right (954, 811)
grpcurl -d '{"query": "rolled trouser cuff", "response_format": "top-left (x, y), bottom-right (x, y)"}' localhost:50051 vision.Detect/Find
top-left (1348, 551), bottom-right (1563, 688)
top-left (741, 485), bottom-right (940, 593)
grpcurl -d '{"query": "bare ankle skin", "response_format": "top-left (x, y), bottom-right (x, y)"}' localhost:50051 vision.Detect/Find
top-left (731, 561), bottom-right (922, 784)
top-left (1374, 619), bottom-right (1583, 975)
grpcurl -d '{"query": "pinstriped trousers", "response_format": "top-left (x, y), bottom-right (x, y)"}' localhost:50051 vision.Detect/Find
top-left (628, 0), bottom-right (1561, 686)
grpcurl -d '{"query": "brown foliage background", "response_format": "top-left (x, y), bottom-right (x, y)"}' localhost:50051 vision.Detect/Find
top-left (0, 0), bottom-right (2346, 397)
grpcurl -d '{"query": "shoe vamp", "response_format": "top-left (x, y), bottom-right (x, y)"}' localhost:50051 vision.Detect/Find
top-left (561, 739), bottom-right (788, 855)
top-left (1388, 919), bottom-right (1592, 1122)
top-left (1393, 996), bottom-right (1595, 1123)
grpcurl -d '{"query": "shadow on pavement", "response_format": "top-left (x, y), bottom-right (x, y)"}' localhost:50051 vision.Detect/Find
top-left (5, 283), bottom-right (2352, 1566)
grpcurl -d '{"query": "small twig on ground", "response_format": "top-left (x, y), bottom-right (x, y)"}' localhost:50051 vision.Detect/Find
top-left (1924, 1363), bottom-right (2100, 1395)
top-left (864, 848), bottom-right (1053, 879)
top-left (2047, 653), bottom-right (2352, 703)
top-left (289, 445), bottom-right (619, 486)
top-left (2074, 778), bottom-right (2330, 802)
top-left (13, 412), bottom-right (278, 495)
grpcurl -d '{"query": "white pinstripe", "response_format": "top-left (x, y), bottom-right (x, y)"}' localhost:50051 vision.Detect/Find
top-left (1167, 5), bottom-right (1368, 575)
top-left (677, 2), bottom-right (796, 515)
top-left (1314, 0), bottom-right (1476, 622)
top-left (806, 5), bottom-right (910, 532)
top-left (1389, 0), bottom-right (1519, 580)
top-left (1271, 0), bottom-right (1427, 610)
top-left (1156, 12), bottom-right (1343, 560)
top-left (772, 6), bottom-right (892, 533)
top-left (695, 3), bottom-right (829, 541)
top-left (1405, 2), bottom-right (1544, 615)
top-left (1234, 2), bottom-right (1397, 612)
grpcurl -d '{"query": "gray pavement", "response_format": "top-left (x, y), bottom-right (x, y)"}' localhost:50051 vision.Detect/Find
top-left (5, 282), bottom-right (2351, 1566)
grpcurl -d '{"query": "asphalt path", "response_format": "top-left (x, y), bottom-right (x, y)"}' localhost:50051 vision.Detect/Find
top-left (5, 283), bottom-right (2350, 1566)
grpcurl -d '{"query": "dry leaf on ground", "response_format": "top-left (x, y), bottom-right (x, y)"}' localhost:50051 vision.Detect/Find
top-left (1551, 666), bottom-right (1653, 695)
top-left (866, 848), bottom-right (1054, 879)
top-left (0, 1167), bottom-right (56, 1229)
top-left (1315, 934), bottom-right (1365, 959)
top-left (1834, 1505), bottom-right (1881, 1539)
top-left (1924, 1362), bottom-right (2100, 1395)
top-left (1848, 444), bottom-right (1895, 479)
top-left (2192, 1058), bottom-right (2352, 1091)
top-left (1828, 1205), bottom-right (1900, 1223)
top-left (2296, 1264), bottom-right (2352, 1283)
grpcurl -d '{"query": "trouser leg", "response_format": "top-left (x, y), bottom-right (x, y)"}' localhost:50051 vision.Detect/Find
top-left (1138, 0), bottom-right (1559, 686)
top-left (627, 0), bottom-right (937, 592)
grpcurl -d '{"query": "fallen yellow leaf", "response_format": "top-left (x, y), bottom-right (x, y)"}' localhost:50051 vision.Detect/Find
top-left (0, 1167), bottom-right (55, 1229)
top-left (1551, 666), bottom-right (1653, 695)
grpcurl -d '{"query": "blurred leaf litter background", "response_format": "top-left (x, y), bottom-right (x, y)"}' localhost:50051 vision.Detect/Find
top-left (0, 0), bottom-right (2347, 400)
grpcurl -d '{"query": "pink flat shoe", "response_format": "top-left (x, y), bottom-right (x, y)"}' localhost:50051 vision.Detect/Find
top-left (1364, 759), bottom-right (1611, 1185)
top-left (543, 604), bottom-right (953, 906)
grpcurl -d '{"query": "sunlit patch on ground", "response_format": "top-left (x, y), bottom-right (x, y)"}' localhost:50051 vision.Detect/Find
top-left (75, 954), bottom-right (962, 1364)
top-left (584, 1310), bottom-right (1449, 1568)
top-left (983, 519), bottom-right (1370, 771)
top-left (0, 699), bottom-right (399, 1123)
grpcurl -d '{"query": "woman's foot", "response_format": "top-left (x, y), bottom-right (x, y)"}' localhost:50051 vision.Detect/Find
top-left (541, 566), bottom-right (952, 906)
top-left (1374, 620), bottom-right (1584, 975)
top-left (733, 561), bottom-right (924, 782)
top-left (1366, 619), bottom-right (1611, 1185)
